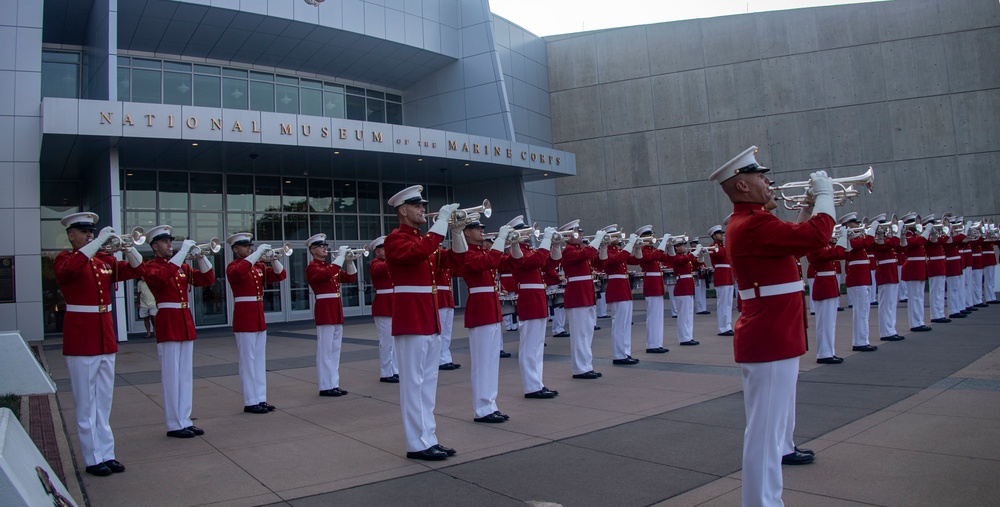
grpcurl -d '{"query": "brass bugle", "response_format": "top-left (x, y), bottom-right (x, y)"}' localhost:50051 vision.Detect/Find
top-left (425, 199), bottom-right (492, 226)
top-left (580, 231), bottom-right (628, 246)
top-left (259, 243), bottom-right (293, 261)
top-left (497, 223), bottom-right (540, 244)
top-left (547, 229), bottom-right (580, 244)
top-left (638, 233), bottom-right (689, 246)
top-left (186, 237), bottom-right (221, 259)
top-left (100, 226), bottom-right (146, 252)
top-left (773, 167), bottom-right (875, 210)
top-left (345, 247), bottom-right (370, 260)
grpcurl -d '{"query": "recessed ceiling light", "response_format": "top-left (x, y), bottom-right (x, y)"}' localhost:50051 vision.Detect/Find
top-left (333, 151), bottom-right (340, 155)
top-left (543, 173), bottom-right (549, 176)
top-left (464, 163), bottom-right (469, 166)
top-left (417, 158), bottom-right (423, 162)
top-left (191, 143), bottom-right (199, 146)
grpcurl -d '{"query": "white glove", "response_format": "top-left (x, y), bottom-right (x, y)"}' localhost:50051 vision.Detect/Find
top-left (665, 241), bottom-right (676, 257)
top-left (964, 221), bottom-right (972, 236)
top-left (95, 226), bottom-right (115, 245)
top-left (333, 245), bottom-right (348, 267)
top-left (510, 242), bottom-right (524, 259)
top-left (429, 203), bottom-right (460, 237)
top-left (898, 221), bottom-right (908, 247)
top-left (539, 227), bottom-right (555, 252)
top-left (451, 231), bottom-right (469, 253)
top-left (598, 243), bottom-right (608, 260)
top-left (272, 258), bottom-right (284, 274)
top-left (866, 222), bottom-right (880, 237)
top-left (836, 230), bottom-right (849, 250)
top-left (809, 171), bottom-right (835, 219)
top-left (593, 230), bottom-right (607, 249)
top-left (550, 243), bottom-right (563, 261)
top-left (79, 226), bottom-right (116, 259)
top-left (657, 235), bottom-right (670, 252)
top-left (246, 243), bottom-right (270, 265)
top-left (344, 258), bottom-right (357, 275)
top-left (920, 224), bottom-right (933, 240)
top-left (171, 239), bottom-right (198, 267)
top-left (125, 246), bottom-right (143, 267)
top-left (197, 255), bottom-right (212, 273)
top-left (493, 225), bottom-right (513, 252)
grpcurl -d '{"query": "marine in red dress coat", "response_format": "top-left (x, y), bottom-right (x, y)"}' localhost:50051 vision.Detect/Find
top-left (561, 241), bottom-right (598, 308)
top-left (144, 256), bottom-right (216, 341)
top-left (227, 244), bottom-right (287, 333)
top-left (306, 254), bottom-right (357, 326)
top-left (369, 255), bottom-right (394, 318)
top-left (709, 241), bottom-right (733, 287)
top-left (603, 244), bottom-right (637, 305)
top-left (638, 245), bottom-right (667, 298)
top-left (807, 245), bottom-right (845, 302)
top-left (510, 243), bottom-right (551, 321)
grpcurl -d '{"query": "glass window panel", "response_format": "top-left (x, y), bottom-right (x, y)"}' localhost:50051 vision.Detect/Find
top-left (275, 75), bottom-right (297, 85)
top-left (191, 173), bottom-right (223, 210)
top-left (386, 93), bottom-right (402, 103)
top-left (249, 81), bottom-right (274, 112)
top-left (386, 102), bottom-right (402, 124)
top-left (383, 216), bottom-right (397, 236)
top-left (193, 64), bottom-right (219, 75)
top-left (333, 180), bottom-right (357, 213)
top-left (426, 185), bottom-right (448, 215)
top-left (190, 212), bottom-right (223, 246)
top-left (222, 78), bottom-right (248, 109)
top-left (222, 68), bottom-right (247, 78)
top-left (43, 51), bottom-right (80, 64)
top-left (301, 78), bottom-right (321, 89)
top-left (323, 91), bottom-right (344, 118)
top-left (42, 253), bottom-right (65, 333)
top-left (163, 61), bottom-right (191, 72)
top-left (193, 74), bottom-right (220, 107)
top-left (345, 94), bottom-right (366, 120)
top-left (367, 90), bottom-right (385, 99)
top-left (255, 213), bottom-right (281, 241)
top-left (275, 84), bottom-right (298, 114)
top-left (323, 82), bottom-right (344, 92)
top-left (41, 221), bottom-right (73, 250)
top-left (226, 175), bottom-right (254, 211)
top-left (163, 71), bottom-right (192, 105)
top-left (262, 289), bottom-right (281, 313)
top-left (380, 182), bottom-right (407, 214)
top-left (124, 170), bottom-right (157, 209)
top-left (124, 211), bottom-right (157, 237)
top-left (249, 71), bottom-right (273, 81)
top-left (131, 69), bottom-right (162, 103)
top-left (193, 251), bottom-right (228, 326)
top-left (226, 213), bottom-right (255, 236)
top-left (358, 181), bottom-right (382, 214)
top-left (117, 56), bottom-right (130, 65)
top-left (300, 88), bottom-right (322, 117)
top-left (40, 204), bottom-right (77, 220)
top-left (310, 215), bottom-right (334, 238)
top-left (255, 176), bottom-right (281, 212)
top-left (335, 215), bottom-right (358, 241)
top-left (41, 61), bottom-right (79, 98)
top-left (158, 172), bottom-right (188, 210)
top-left (346, 85), bottom-right (365, 95)
top-left (308, 179), bottom-right (332, 213)
top-left (284, 213), bottom-right (309, 241)
top-left (161, 212), bottom-right (189, 240)
top-left (40, 183), bottom-right (79, 209)
top-left (132, 58), bottom-right (161, 69)
top-left (282, 178), bottom-right (307, 211)
top-left (359, 215), bottom-right (381, 243)
top-left (117, 67), bottom-right (130, 101)
top-left (289, 250), bottom-right (310, 311)
top-left (366, 98), bottom-right (385, 123)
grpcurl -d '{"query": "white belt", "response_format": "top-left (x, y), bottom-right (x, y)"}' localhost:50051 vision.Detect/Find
top-left (156, 302), bottom-right (189, 309)
top-left (644, 272), bottom-right (662, 277)
top-left (946, 256), bottom-right (961, 261)
top-left (973, 253), bottom-right (982, 257)
top-left (678, 274), bottom-right (692, 279)
top-left (500, 274), bottom-right (513, 277)
top-left (437, 286), bottom-right (451, 291)
top-left (816, 271), bottom-right (836, 276)
top-left (608, 274), bottom-right (628, 280)
top-left (234, 296), bottom-right (262, 303)
top-left (848, 260), bottom-right (870, 266)
top-left (315, 293), bottom-right (340, 299)
top-left (877, 259), bottom-right (897, 265)
top-left (375, 289), bottom-right (393, 295)
top-left (715, 264), bottom-right (730, 268)
top-left (928, 256), bottom-right (945, 260)
top-left (518, 283), bottom-right (545, 290)
top-left (394, 286), bottom-right (434, 294)
top-left (567, 275), bottom-right (592, 283)
top-left (738, 281), bottom-right (804, 300)
top-left (906, 257), bottom-right (926, 262)
top-left (469, 286), bottom-right (496, 294)
top-left (65, 304), bottom-right (112, 313)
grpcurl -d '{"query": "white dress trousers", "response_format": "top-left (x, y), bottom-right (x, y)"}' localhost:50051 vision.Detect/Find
top-left (609, 300), bottom-right (633, 359)
top-left (897, 266), bottom-right (908, 300)
top-left (596, 291), bottom-right (608, 318)
top-left (928, 276), bottom-right (946, 320)
top-left (66, 354), bottom-right (117, 466)
top-left (806, 278), bottom-right (816, 314)
top-left (877, 283), bottom-right (899, 338)
top-left (946, 275), bottom-right (965, 316)
top-left (395, 333), bottom-right (441, 452)
top-left (675, 295), bottom-right (694, 343)
top-left (847, 286), bottom-right (871, 346)
top-left (695, 281), bottom-right (707, 313)
top-left (645, 296), bottom-right (665, 350)
top-left (984, 265), bottom-right (997, 302)
top-left (870, 271), bottom-right (878, 303)
top-left (716, 285), bottom-right (734, 333)
top-left (668, 284), bottom-right (679, 317)
top-left (374, 316), bottom-right (398, 378)
top-left (552, 307), bottom-right (566, 334)
top-left (972, 268), bottom-right (984, 305)
top-left (904, 281), bottom-right (926, 328)
top-left (157, 341), bottom-right (194, 431)
top-left (566, 306), bottom-right (596, 374)
top-left (814, 298), bottom-right (838, 359)
top-left (963, 267), bottom-right (974, 308)
top-left (741, 356), bottom-right (799, 507)
top-left (517, 318), bottom-right (547, 393)
top-left (316, 324), bottom-right (344, 390)
top-left (468, 323), bottom-right (502, 418)
top-left (438, 307), bottom-right (455, 365)
top-left (235, 331), bottom-right (268, 406)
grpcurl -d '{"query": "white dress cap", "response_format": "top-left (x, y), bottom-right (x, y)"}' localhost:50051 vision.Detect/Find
top-left (921, 214), bottom-right (936, 225)
top-left (505, 215), bottom-right (528, 229)
top-left (226, 232), bottom-right (254, 246)
top-left (60, 211), bottom-right (99, 229)
top-left (900, 211), bottom-right (918, 223)
top-left (710, 146), bottom-right (769, 183)
top-left (869, 213), bottom-right (887, 224)
top-left (600, 224), bottom-right (619, 234)
top-left (838, 212), bottom-right (859, 225)
top-left (708, 225), bottom-right (723, 236)
top-left (146, 225), bottom-right (175, 243)
top-left (368, 236), bottom-right (386, 251)
top-left (305, 233), bottom-right (327, 249)
top-left (558, 219), bottom-right (580, 232)
top-left (634, 225), bottom-right (653, 236)
top-left (387, 185), bottom-right (427, 208)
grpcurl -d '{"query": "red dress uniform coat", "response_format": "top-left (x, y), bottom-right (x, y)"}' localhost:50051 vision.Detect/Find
top-left (542, 257), bottom-right (561, 287)
top-left (924, 236), bottom-right (948, 277)
top-left (385, 224), bottom-right (443, 336)
top-left (435, 250), bottom-right (456, 309)
top-left (602, 245), bottom-right (635, 304)
top-left (806, 262), bottom-right (817, 280)
top-left (369, 258), bottom-right (393, 317)
top-left (944, 234), bottom-right (967, 277)
top-left (456, 244), bottom-right (503, 328)
top-left (806, 246), bottom-right (844, 301)
top-left (227, 259), bottom-right (287, 333)
top-left (55, 251), bottom-right (146, 356)
top-left (900, 234), bottom-right (928, 282)
top-left (307, 260), bottom-right (357, 326)
top-left (710, 242), bottom-right (733, 286)
top-left (846, 236), bottom-right (875, 287)
top-left (982, 241), bottom-right (998, 267)
top-left (872, 238), bottom-right (901, 285)
top-left (971, 240), bottom-right (985, 270)
top-left (668, 253), bottom-right (696, 297)
top-left (144, 257), bottom-right (215, 343)
top-left (509, 244), bottom-right (550, 321)
top-left (727, 202), bottom-right (834, 363)
top-left (561, 243), bottom-right (598, 309)
top-left (961, 242), bottom-right (973, 269)
top-left (498, 255), bottom-right (517, 293)
top-left (638, 246), bottom-right (667, 297)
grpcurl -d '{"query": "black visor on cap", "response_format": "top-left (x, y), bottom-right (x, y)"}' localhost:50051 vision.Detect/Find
top-left (465, 222), bottom-right (484, 229)
top-left (68, 222), bottom-right (96, 232)
top-left (232, 240), bottom-right (252, 246)
top-left (310, 241), bottom-right (328, 247)
top-left (151, 234), bottom-right (175, 243)
top-left (402, 196), bottom-right (427, 205)
top-left (514, 224), bottom-right (529, 230)
top-left (734, 163), bottom-right (769, 175)
top-left (640, 231), bottom-right (653, 237)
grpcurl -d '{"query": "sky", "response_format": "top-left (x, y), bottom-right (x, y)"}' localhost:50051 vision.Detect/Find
top-left (487, 0), bottom-right (888, 36)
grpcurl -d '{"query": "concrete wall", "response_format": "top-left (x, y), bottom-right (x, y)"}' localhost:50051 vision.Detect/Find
top-left (546, 0), bottom-right (1000, 239)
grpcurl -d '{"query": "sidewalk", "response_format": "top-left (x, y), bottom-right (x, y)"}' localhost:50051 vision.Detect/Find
top-left (37, 297), bottom-right (1000, 506)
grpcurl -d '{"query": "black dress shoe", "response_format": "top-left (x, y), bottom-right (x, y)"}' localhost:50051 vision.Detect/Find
top-left (259, 402), bottom-right (276, 411)
top-left (989, 300), bottom-right (1000, 304)
top-left (499, 350), bottom-right (512, 358)
top-left (598, 315), bottom-right (611, 319)
top-left (679, 340), bottom-right (700, 346)
top-left (968, 307), bottom-right (979, 311)
top-left (438, 362), bottom-right (460, 370)
top-left (950, 313), bottom-right (968, 318)
top-left (494, 411), bottom-right (510, 420)
top-left (525, 389), bottom-right (558, 399)
top-left (671, 315), bottom-right (677, 318)
top-left (186, 426), bottom-right (205, 436)
top-left (879, 334), bottom-right (904, 341)
top-left (781, 450), bottom-right (815, 465)
top-left (572, 371), bottom-right (602, 379)
top-left (243, 405), bottom-right (268, 414)
top-left (930, 318), bottom-right (952, 323)
top-left (870, 301), bottom-right (878, 306)
top-left (837, 307), bottom-right (845, 311)
top-left (474, 412), bottom-right (506, 423)
top-left (380, 376), bottom-right (400, 383)
top-left (542, 386), bottom-right (559, 396)
top-left (961, 309), bottom-right (973, 314)
top-left (910, 325), bottom-right (932, 332)
top-left (899, 299), bottom-right (908, 303)
top-left (553, 331), bottom-right (570, 337)
top-left (167, 428), bottom-right (196, 438)
top-left (975, 303), bottom-right (989, 308)
top-left (696, 311), bottom-right (711, 315)
top-left (816, 356), bottom-right (844, 364)
top-left (794, 446), bottom-right (814, 455)
top-left (319, 387), bottom-right (348, 397)
top-left (612, 356), bottom-right (640, 365)
top-left (85, 463), bottom-right (113, 477)
top-left (104, 460), bottom-right (126, 473)
top-left (645, 347), bottom-right (669, 353)
top-left (810, 312), bottom-right (815, 315)
top-left (432, 444), bottom-right (457, 456)
top-left (593, 326), bottom-right (602, 330)
top-left (717, 330), bottom-right (734, 336)
top-left (406, 447), bottom-right (448, 461)
top-left (852, 344), bottom-right (878, 352)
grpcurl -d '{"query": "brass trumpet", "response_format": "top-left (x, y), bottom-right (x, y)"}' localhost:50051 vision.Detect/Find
top-left (259, 243), bottom-right (293, 261)
top-left (772, 167), bottom-right (875, 210)
top-left (497, 223), bottom-right (541, 244)
top-left (425, 199), bottom-right (492, 227)
top-left (186, 237), bottom-right (221, 259)
top-left (345, 247), bottom-right (370, 260)
top-left (100, 226), bottom-right (146, 252)
top-left (546, 229), bottom-right (580, 244)
top-left (638, 233), bottom-right (689, 246)
top-left (580, 231), bottom-right (628, 246)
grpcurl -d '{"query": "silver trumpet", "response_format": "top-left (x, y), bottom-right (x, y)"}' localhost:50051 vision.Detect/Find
top-left (581, 231), bottom-right (628, 246)
top-left (259, 243), bottom-right (293, 261)
top-left (186, 237), bottom-right (221, 259)
top-left (547, 229), bottom-right (580, 244)
top-left (497, 223), bottom-right (541, 244)
top-left (100, 226), bottom-right (146, 252)
top-left (425, 199), bottom-right (492, 227)
top-left (772, 167), bottom-right (875, 210)
top-left (344, 247), bottom-right (370, 260)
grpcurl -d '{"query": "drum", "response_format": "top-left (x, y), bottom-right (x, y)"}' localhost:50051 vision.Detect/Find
top-left (663, 270), bottom-right (678, 286)
top-left (546, 286), bottom-right (565, 308)
top-left (703, 270), bottom-right (714, 288)
top-left (595, 274), bottom-right (608, 293)
top-left (499, 294), bottom-right (518, 316)
top-left (693, 275), bottom-right (700, 287)
top-left (629, 271), bottom-right (643, 291)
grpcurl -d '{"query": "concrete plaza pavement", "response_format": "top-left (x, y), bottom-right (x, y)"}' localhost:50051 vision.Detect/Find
top-left (36, 295), bottom-right (1000, 506)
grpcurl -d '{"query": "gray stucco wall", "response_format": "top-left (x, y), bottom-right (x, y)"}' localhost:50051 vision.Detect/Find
top-left (546, 0), bottom-right (1000, 239)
